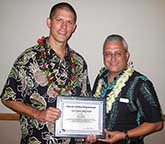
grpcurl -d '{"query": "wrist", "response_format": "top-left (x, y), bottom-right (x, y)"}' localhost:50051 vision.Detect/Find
top-left (123, 131), bottom-right (129, 141)
top-left (33, 109), bottom-right (41, 120)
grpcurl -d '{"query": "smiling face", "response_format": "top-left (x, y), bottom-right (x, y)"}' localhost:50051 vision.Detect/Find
top-left (103, 40), bottom-right (130, 77)
top-left (47, 8), bottom-right (76, 45)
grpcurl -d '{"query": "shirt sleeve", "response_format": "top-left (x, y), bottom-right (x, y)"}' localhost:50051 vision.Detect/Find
top-left (136, 79), bottom-right (163, 123)
top-left (0, 50), bottom-right (29, 102)
top-left (1, 65), bottom-right (23, 101)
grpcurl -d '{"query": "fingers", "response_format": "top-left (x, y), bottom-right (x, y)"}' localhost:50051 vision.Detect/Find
top-left (37, 107), bottom-right (61, 123)
top-left (86, 134), bottom-right (96, 143)
top-left (104, 129), bottom-right (112, 135)
top-left (98, 130), bottom-right (125, 144)
top-left (97, 138), bottom-right (110, 143)
top-left (97, 129), bottom-right (113, 143)
top-left (104, 129), bottom-right (112, 139)
top-left (45, 107), bottom-right (61, 123)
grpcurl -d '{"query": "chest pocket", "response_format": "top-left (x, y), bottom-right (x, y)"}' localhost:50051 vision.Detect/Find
top-left (117, 96), bottom-right (138, 113)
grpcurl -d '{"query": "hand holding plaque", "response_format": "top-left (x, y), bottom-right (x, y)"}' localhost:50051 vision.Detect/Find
top-left (55, 96), bottom-right (105, 138)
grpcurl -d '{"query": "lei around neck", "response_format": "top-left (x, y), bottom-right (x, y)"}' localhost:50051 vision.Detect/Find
top-left (37, 36), bottom-right (77, 95)
top-left (95, 64), bottom-right (134, 113)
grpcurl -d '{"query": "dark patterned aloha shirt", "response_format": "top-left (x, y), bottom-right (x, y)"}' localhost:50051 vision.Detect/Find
top-left (0, 37), bottom-right (91, 144)
top-left (92, 67), bottom-right (162, 144)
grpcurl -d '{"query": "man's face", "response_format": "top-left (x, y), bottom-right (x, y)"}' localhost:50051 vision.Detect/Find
top-left (103, 40), bottom-right (129, 76)
top-left (47, 8), bottom-right (76, 44)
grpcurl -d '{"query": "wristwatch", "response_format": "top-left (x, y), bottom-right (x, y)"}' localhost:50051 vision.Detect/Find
top-left (124, 131), bottom-right (131, 144)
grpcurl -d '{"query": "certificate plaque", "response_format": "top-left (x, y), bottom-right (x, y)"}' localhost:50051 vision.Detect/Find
top-left (55, 96), bottom-right (105, 138)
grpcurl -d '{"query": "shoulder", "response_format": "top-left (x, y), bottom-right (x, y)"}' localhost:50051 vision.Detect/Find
top-left (132, 70), bottom-right (150, 81)
top-left (14, 45), bottom-right (39, 65)
top-left (95, 67), bottom-right (108, 79)
top-left (98, 67), bottom-right (107, 76)
top-left (69, 48), bottom-right (87, 63)
top-left (130, 70), bottom-right (154, 87)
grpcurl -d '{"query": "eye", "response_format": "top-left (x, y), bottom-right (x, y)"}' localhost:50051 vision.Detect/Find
top-left (115, 52), bottom-right (122, 57)
top-left (67, 20), bottom-right (74, 25)
top-left (103, 51), bottom-right (123, 57)
top-left (103, 52), bottom-right (111, 56)
top-left (56, 18), bottom-right (63, 23)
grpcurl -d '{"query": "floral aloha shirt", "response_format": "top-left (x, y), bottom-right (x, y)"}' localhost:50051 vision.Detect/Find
top-left (0, 37), bottom-right (91, 144)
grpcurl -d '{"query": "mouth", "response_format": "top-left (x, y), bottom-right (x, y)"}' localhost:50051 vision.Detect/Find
top-left (59, 32), bottom-right (66, 36)
top-left (58, 30), bottom-right (67, 36)
top-left (109, 62), bottom-right (118, 66)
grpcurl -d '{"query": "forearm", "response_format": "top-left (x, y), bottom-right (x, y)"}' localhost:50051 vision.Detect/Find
top-left (97, 122), bottom-right (163, 144)
top-left (1, 99), bottom-right (40, 119)
top-left (127, 122), bottom-right (163, 138)
top-left (1, 99), bottom-right (61, 123)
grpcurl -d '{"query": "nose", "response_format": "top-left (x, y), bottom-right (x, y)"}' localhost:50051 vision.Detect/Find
top-left (110, 53), bottom-right (117, 61)
top-left (61, 21), bottom-right (67, 29)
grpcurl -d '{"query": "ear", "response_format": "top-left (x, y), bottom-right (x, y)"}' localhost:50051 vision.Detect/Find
top-left (126, 52), bottom-right (130, 62)
top-left (46, 18), bottom-right (51, 28)
top-left (72, 24), bottom-right (77, 33)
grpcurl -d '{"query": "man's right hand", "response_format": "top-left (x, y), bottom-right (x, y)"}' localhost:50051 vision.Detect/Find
top-left (34, 107), bottom-right (61, 123)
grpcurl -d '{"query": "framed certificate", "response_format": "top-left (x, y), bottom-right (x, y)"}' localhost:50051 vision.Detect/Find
top-left (55, 96), bottom-right (106, 138)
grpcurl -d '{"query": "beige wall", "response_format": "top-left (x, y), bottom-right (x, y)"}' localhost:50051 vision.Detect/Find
top-left (0, 0), bottom-right (165, 114)
top-left (0, 0), bottom-right (164, 143)
top-left (0, 121), bottom-right (21, 144)
top-left (145, 128), bottom-right (165, 144)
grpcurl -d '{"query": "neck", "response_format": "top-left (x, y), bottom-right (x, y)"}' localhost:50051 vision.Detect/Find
top-left (48, 37), bottom-right (67, 59)
top-left (108, 72), bottom-right (120, 84)
top-left (108, 66), bottom-right (128, 84)
top-left (108, 74), bottom-right (115, 84)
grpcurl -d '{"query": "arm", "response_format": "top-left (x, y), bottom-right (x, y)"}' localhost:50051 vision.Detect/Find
top-left (97, 76), bottom-right (163, 143)
top-left (98, 121), bottom-right (163, 143)
top-left (86, 121), bottom-right (163, 144)
top-left (125, 121), bottom-right (163, 137)
top-left (1, 99), bottom-right (61, 123)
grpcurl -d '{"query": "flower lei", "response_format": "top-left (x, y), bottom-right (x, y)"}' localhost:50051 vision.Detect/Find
top-left (95, 64), bottom-right (134, 113)
top-left (37, 36), bottom-right (76, 95)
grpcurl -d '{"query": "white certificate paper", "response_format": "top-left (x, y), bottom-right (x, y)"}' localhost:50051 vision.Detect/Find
top-left (55, 96), bottom-right (105, 138)
top-left (63, 103), bottom-right (99, 131)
